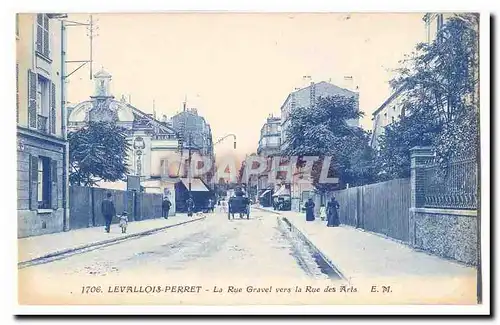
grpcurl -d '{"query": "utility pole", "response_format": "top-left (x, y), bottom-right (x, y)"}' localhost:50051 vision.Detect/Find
top-left (60, 14), bottom-right (98, 231)
top-left (63, 14), bottom-right (98, 81)
top-left (188, 133), bottom-right (192, 196)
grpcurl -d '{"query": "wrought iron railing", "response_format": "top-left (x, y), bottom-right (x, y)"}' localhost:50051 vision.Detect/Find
top-left (422, 157), bottom-right (478, 210)
top-left (152, 134), bottom-right (175, 140)
top-left (37, 115), bottom-right (48, 133)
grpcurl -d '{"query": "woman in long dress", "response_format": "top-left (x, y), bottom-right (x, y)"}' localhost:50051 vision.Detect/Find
top-left (326, 197), bottom-right (340, 227)
top-left (305, 198), bottom-right (315, 221)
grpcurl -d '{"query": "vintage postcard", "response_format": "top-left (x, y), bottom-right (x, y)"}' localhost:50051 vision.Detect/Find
top-left (15, 10), bottom-right (489, 315)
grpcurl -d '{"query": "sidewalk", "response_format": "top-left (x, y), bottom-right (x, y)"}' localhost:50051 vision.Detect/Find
top-left (18, 214), bottom-right (204, 265)
top-left (258, 207), bottom-right (476, 280)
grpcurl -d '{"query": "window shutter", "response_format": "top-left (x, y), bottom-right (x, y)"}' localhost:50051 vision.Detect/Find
top-left (29, 155), bottom-right (39, 211)
top-left (43, 15), bottom-right (50, 58)
top-left (16, 63), bottom-right (19, 123)
top-left (50, 82), bottom-right (56, 134)
top-left (36, 17), bottom-right (43, 53)
top-left (51, 159), bottom-right (58, 210)
top-left (28, 70), bottom-right (37, 128)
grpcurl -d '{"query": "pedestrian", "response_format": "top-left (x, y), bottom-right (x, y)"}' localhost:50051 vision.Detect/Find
top-left (319, 204), bottom-right (327, 221)
top-left (221, 198), bottom-right (228, 214)
top-left (327, 196), bottom-right (341, 227)
top-left (304, 198), bottom-right (315, 222)
top-left (162, 196), bottom-right (171, 219)
top-left (208, 198), bottom-right (214, 213)
top-left (101, 192), bottom-right (116, 233)
top-left (118, 211), bottom-right (129, 234)
top-left (186, 196), bottom-right (195, 217)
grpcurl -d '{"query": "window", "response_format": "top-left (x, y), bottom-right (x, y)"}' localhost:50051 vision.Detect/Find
top-left (36, 14), bottom-right (50, 58)
top-left (16, 14), bottom-right (19, 37)
top-left (437, 14), bottom-right (444, 31)
top-left (37, 75), bottom-right (49, 116)
top-left (37, 156), bottom-right (51, 209)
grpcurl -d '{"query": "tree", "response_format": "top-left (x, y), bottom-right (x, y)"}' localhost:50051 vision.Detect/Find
top-left (377, 14), bottom-right (479, 178)
top-left (69, 121), bottom-right (131, 186)
top-left (283, 95), bottom-right (376, 191)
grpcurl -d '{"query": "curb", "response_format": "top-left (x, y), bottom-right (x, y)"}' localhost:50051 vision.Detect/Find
top-left (281, 216), bottom-right (348, 281)
top-left (253, 206), bottom-right (282, 215)
top-left (257, 206), bottom-right (348, 281)
top-left (18, 216), bottom-right (206, 269)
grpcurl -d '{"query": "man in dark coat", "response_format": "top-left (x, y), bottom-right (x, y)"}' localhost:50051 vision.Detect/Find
top-left (327, 196), bottom-right (340, 227)
top-left (304, 198), bottom-right (315, 221)
top-left (101, 192), bottom-right (116, 233)
top-left (186, 196), bottom-right (195, 217)
top-left (162, 197), bottom-right (172, 219)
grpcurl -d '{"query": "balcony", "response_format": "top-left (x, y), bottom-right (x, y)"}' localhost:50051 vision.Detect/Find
top-left (37, 115), bottom-right (48, 133)
top-left (257, 143), bottom-right (281, 156)
top-left (152, 134), bottom-right (175, 140)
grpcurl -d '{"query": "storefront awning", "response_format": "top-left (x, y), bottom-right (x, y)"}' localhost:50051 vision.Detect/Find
top-left (179, 178), bottom-right (210, 192)
top-left (260, 189), bottom-right (271, 197)
top-left (273, 186), bottom-right (290, 197)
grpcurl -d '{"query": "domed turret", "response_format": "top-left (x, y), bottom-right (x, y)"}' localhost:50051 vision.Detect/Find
top-left (92, 68), bottom-right (114, 98)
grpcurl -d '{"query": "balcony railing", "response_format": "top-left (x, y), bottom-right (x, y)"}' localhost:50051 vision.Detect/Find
top-left (37, 115), bottom-right (48, 133)
top-left (152, 134), bottom-right (176, 140)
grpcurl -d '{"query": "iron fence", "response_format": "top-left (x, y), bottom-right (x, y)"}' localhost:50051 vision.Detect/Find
top-left (422, 157), bottom-right (478, 210)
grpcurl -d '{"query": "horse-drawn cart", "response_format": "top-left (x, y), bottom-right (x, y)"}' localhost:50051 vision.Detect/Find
top-left (228, 195), bottom-right (250, 220)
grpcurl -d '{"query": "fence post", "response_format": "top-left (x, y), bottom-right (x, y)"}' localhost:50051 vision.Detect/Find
top-left (409, 146), bottom-right (434, 247)
top-left (89, 187), bottom-right (95, 227)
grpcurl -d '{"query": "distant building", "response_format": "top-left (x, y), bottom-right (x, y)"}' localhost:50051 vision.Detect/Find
top-left (17, 13), bottom-right (69, 238)
top-left (171, 105), bottom-right (215, 189)
top-left (279, 81), bottom-right (360, 211)
top-left (280, 81), bottom-right (360, 151)
top-left (370, 86), bottom-right (407, 149)
top-left (171, 106), bottom-right (214, 158)
top-left (370, 13), bottom-right (458, 149)
top-left (257, 115), bottom-right (281, 157)
top-left (423, 13), bottom-right (453, 44)
top-left (256, 115), bottom-right (281, 206)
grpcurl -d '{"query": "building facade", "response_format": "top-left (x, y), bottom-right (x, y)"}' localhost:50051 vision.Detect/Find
top-left (17, 13), bottom-right (69, 238)
top-left (256, 115), bottom-right (281, 205)
top-left (171, 106), bottom-right (215, 189)
top-left (279, 81), bottom-right (360, 211)
top-left (423, 13), bottom-right (453, 44)
top-left (68, 69), bottom-right (183, 214)
top-left (370, 13), bottom-right (462, 150)
top-left (370, 86), bottom-right (407, 149)
top-left (280, 81), bottom-right (360, 151)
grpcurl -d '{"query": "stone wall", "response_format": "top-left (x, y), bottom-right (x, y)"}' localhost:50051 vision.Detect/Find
top-left (409, 146), bottom-right (479, 266)
top-left (413, 208), bottom-right (478, 265)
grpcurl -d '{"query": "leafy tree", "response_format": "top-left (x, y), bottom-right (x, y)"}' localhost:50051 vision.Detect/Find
top-left (283, 95), bottom-right (376, 192)
top-left (377, 14), bottom-right (479, 178)
top-left (69, 121), bottom-right (131, 186)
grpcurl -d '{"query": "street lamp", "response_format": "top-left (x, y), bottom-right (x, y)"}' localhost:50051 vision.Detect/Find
top-left (213, 133), bottom-right (237, 148)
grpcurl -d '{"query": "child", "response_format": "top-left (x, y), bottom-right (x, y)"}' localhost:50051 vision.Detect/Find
top-left (118, 211), bottom-right (128, 234)
top-left (319, 204), bottom-right (327, 221)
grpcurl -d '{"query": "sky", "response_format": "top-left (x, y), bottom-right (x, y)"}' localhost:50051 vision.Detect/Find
top-left (64, 12), bottom-right (427, 160)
